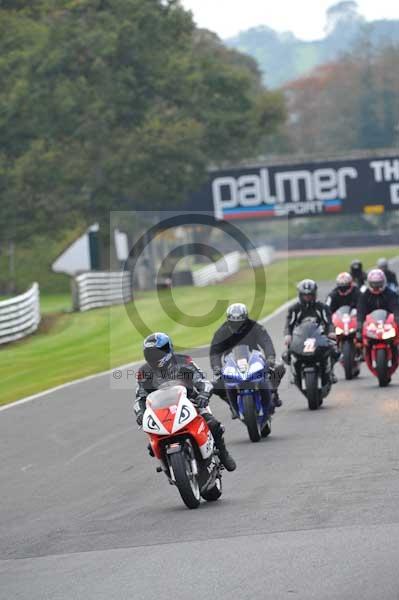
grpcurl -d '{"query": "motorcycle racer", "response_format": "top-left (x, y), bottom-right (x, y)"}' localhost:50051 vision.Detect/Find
top-left (326, 272), bottom-right (360, 314)
top-left (135, 332), bottom-right (236, 472)
top-left (284, 279), bottom-right (339, 383)
top-left (377, 258), bottom-right (398, 294)
top-left (356, 269), bottom-right (399, 344)
top-left (210, 303), bottom-right (286, 417)
top-left (350, 260), bottom-right (367, 288)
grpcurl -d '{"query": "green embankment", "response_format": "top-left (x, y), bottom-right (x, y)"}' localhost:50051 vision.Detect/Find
top-left (0, 249), bottom-right (397, 406)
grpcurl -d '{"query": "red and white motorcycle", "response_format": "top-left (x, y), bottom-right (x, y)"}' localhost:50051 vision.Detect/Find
top-left (332, 305), bottom-right (360, 380)
top-left (143, 382), bottom-right (223, 509)
top-left (362, 310), bottom-right (399, 387)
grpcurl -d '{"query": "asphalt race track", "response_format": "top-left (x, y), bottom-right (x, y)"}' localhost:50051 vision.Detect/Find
top-left (1, 293), bottom-right (399, 599)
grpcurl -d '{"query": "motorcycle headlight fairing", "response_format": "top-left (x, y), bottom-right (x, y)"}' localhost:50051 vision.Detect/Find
top-left (383, 329), bottom-right (396, 340)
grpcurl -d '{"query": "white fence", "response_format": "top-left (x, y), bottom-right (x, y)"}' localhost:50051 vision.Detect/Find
top-left (0, 283), bottom-right (41, 345)
top-left (192, 252), bottom-right (241, 287)
top-left (247, 245), bottom-right (275, 268)
top-left (73, 272), bottom-right (132, 312)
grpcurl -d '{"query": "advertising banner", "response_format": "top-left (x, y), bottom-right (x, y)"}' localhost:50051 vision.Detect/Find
top-left (190, 155), bottom-right (399, 221)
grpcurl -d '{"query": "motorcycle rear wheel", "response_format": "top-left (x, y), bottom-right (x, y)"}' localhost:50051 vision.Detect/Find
top-left (201, 477), bottom-right (222, 502)
top-left (169, 445), bottom-right (201, 509)
top-left (305, 371), bottom-right (321, 411)
top-left (376, 348), bottom-right (390, 387)
top-left (242, 394), bottom-right (261, 442)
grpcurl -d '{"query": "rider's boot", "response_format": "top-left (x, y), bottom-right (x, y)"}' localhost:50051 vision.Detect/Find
top-left (272, 390), bottom-right (282, 407)
top-left (217, 436), bottom-right (237, 472)
top-left (229, 404), bottom-right (239, 420)
top-left (226, 390), bottom-right (239, 420)
top-left (202, 413), bottom-right (237, 472)
top-left (147, 443), bottom-right (154, 457)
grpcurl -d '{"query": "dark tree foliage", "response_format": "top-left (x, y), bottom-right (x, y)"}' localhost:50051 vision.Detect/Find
top-left (0, 0), bottom-right (285, 243)
top-left (281, 40), bottom-right (399, 155)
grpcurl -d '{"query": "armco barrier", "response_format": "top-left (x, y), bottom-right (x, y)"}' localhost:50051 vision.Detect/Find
top-left (0, 283), bottom-right (41, 345)
top-left (73, 272), bottom-right (132, 312)
top-left (192, 252), bottom-right (241, 287)
top-left (248, 245), bottom-right (275, 267)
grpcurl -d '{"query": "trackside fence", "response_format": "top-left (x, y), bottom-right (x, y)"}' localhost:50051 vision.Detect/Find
top-left (247, 245), bottom-right (275, 267)
top-left (0, 283), bottom-right (41, 345)
top-left (192, 252), bottom-right (241, 287)
top-left (73, 272), bottom-right (132, 312)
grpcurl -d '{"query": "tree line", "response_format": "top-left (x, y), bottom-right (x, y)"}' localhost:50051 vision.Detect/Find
top-left (0, 0), bottom-right (285, 249)
top-left (277, 40), bottom-right (399, 155)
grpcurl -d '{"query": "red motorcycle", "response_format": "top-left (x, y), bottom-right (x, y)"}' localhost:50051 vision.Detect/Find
top-left (362, 310), bottom-right (399, 387)
top-left (332, 305), bottom-right (360, 380)
top-left (142, 382), bottom-right (223, 509)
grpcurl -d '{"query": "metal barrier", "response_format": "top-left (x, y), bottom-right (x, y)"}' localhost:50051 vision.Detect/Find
top-left (247, 245), bottom-right (275, 267)
top-left (73, 272), bottom-right (132, 312)
top-left (0, 283), bottom-right (41, 345)
top-left (192, 252), bottom-right (241, 287)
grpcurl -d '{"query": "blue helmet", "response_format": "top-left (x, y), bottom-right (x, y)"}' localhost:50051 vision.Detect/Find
top-left (143, 332), bottom-right (174, 368)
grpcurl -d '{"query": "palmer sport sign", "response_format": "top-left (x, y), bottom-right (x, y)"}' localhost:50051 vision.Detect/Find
top-left (192, 155), bottom-right (399, 221)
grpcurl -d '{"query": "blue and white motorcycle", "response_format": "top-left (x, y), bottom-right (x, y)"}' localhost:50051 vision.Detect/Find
top-left (222, 345), bottom-right (274, 443)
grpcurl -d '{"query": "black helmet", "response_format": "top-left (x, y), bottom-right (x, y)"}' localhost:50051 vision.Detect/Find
top-left (350, 259), bottom-right (363, 273)
top-left (226, 303), bottom-right (249, 334)
top-left (143, 332), bottom-right (174, 368)
top-left (297, 279), bottom-right (318, 306)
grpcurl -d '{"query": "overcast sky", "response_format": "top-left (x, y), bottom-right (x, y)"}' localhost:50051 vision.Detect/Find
top-left (181, 0), bottom-right (399, 40)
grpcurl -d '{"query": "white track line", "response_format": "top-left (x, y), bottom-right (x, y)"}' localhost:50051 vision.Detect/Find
top-left (0, 297), bottom-right (295, 413)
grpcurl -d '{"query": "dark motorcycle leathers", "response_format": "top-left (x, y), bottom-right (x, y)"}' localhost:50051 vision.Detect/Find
top-left (210, 320), bottom-right (285, 406)
top-left (383, 269), bottom-right (399, 290)
top-left (357, 288), bottom-right (399, 333)
top-left (350, 268), bottom-right (367, 288)
top-left (135, 353), bottom-right (226, 452)
top-left (326, 286), bottom-right (360, 314)
top-left (284, 301), bottom-right (335, 337)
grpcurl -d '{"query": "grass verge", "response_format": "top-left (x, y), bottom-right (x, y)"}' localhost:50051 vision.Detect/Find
top-left (1, 248), bottom-right (397, 406)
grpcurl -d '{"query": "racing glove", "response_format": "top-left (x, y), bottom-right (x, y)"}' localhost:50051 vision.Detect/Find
top-left (284, 335), bottom-right (292, 347)
top-left (134, 399), bottom-right (145, 427)
top-left (193, 394), bottom-right (209, 409)
top-left (212, 366), bottom-right (223, 381)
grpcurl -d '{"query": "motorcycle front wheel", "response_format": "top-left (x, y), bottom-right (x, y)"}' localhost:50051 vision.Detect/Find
top-left (305, 370), bottom-right (321, 411)
top-left (342, 339), bottom-right (355, 380)
top-left (169, 443), bottom-right (201, 509)
top-left (376, 348), bottom-right (390, 387)
top-left (242, 394), bottom-right (261, 442)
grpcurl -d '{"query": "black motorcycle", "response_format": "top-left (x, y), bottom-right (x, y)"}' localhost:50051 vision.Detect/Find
top-left (289, 319), bottom-right (334, 410)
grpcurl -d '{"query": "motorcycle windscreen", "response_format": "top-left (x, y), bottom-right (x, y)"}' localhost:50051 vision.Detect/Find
top-left (232, 344), bottom-right (251, 361)
top-left (147, 385), bottom-right (186, 409)
top-left (336, 305), bottom-right (352, 316)
top-left (369, 309), bottom-right (388, 322)
top-left (291, 322), bottom-right (330, 355)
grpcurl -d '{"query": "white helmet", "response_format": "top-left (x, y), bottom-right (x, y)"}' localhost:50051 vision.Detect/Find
top-left (226, 303), bottom-right (249, 333)
top-left (367, 269), bottom-right (387, 295)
